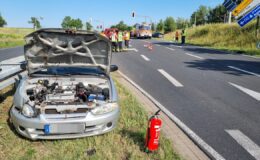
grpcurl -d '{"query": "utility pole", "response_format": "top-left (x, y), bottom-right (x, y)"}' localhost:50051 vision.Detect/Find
top-left (194, 12), bottom-right (197, 27)
top-left (256, 16), bottom-right (259, 38)
top-left (228, 12), bottom-right (232, 24)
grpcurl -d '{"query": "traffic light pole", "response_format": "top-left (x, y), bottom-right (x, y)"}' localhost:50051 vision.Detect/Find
top-left (256, 16), bottom-right (259, 38)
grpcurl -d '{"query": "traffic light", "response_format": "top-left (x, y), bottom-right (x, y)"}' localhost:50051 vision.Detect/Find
top-left (132, 12), bottom-right (135, 17)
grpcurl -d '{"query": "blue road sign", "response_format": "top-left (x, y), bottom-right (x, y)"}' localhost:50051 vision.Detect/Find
top-left (223, 0), bottom-right (237, 12)
top-left (238, 5), bottom-right (260, 27)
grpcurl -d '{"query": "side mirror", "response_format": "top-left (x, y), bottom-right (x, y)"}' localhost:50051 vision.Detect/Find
top-left (110, 65), bottom-right (118, 72)
top-left (20, 62), bottom-right (27, 70)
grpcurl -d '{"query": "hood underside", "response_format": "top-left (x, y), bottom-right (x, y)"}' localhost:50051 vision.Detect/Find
top-left (24, 29), bottom-right (111, 74)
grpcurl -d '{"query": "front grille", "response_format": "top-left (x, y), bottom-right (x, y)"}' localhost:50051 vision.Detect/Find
top-left (45, 108), bottom-right (88, 114)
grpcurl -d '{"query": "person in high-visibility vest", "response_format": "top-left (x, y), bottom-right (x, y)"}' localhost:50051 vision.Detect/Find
top-left (110, 31), bottom-right (118, 52)
top-left (181, 29), bottom-right (186, 44)
top-left (117, 31), bottom-right (123, 52)
top-left (124, 31), bottom-right (130, 48)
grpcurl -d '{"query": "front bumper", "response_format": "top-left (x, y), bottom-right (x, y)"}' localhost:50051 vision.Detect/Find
top-left (10, 106), bottom-right (120, 140)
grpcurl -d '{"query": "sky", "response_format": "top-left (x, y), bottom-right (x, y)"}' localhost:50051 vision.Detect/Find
top-left (0, 0), bottom-right (223, 28)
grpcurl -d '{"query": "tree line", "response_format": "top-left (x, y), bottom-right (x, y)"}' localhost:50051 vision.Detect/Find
top-left (156, 4), bottom-right (228, 33)
top-left (0, 3), bottom-right (229, 31)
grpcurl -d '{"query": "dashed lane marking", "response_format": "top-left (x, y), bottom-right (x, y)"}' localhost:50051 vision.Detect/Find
top-left (185, 53), bottom-right (204, 60)
top-left (166, 47), bottom-right (175, 51)
top-left (226, 130), bottom-right (260, 160)
top-left (228, 66), bottom-right (260, 77)
top-left (158, 69), bottom-right (183, 87)
top-left (140, 55), bottom-right (150, 61)
top-left (229, 82), bottom-right (260, 101)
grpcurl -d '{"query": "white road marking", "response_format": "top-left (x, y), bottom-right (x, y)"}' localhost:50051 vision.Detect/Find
top-left (0, 46), bottom-right (21, 51)
top-left (0, 55), bottom-right (24, 64)
top-left (172, 45), bottom-right (183, 48)
top-left (126, 48), bottom-right (138, 52)
top-left (156, 44), bottom-right (161, 47)
top-left (129, 44), bottom-right (132, 47)
top-left (165, 47), bottom-right (175, 51)
top-left (140, 55), bottom-right (150, 61)
top-left (185, 53), bottom-right (204, 60)
top-left (142, 40), bottom-right (150, 43)
top-left (242, 54), bottom-right (260, 59)
top-left (226, 130), bottom-right (260, 160)
top-left (229, 82), bottom-right (260, 101)
top-left (158, 69), bottom-right (183, 87)
top-left (118, 70), bottom-right (225, 160)
top-left (228, 66), bottom-right (260, 77)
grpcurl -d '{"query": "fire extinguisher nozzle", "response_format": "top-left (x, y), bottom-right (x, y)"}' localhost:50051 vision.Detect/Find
top-left (154, 109), bottom-right (161, 116)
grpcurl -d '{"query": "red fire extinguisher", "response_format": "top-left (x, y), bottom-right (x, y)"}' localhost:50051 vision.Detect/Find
top-left (145, 109), bottom-right (162, 152)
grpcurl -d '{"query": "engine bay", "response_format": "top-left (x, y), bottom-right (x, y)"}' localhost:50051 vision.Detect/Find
top-left (24, 77), bottom-right (110, 113)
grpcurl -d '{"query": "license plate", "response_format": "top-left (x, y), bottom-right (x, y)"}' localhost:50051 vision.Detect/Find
top-left (44, 123), bottom-right (85, 134)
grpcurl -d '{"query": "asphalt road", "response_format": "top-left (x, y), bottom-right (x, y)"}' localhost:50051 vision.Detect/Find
top-left (112, 39), bottom-right (260, 160)
top-left (0, 47), bottom-right (23, 61)
top-left (1, 42), bottom-right (260, 160)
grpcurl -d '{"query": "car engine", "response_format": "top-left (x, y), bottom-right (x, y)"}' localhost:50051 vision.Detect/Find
top-left (26, 79), bottom-right (110, 107)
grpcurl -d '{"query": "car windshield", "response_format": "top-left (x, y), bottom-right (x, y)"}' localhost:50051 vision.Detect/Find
top-left (32, 66), bottom-right (105, 76)
top-left (139, 26), bottom-right (151, 30)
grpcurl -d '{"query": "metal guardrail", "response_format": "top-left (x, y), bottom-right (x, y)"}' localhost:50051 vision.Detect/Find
top-left (0, 56), bottom-right (26, 90)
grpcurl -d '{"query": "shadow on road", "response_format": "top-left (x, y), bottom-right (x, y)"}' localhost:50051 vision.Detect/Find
top-left (183, 47), bottom-right (230, 55)
top-left (184, 59), bottom-right (260, 76)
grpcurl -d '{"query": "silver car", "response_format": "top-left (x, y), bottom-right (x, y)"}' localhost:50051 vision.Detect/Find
top-left (10, 29), bottom-right (120, 140)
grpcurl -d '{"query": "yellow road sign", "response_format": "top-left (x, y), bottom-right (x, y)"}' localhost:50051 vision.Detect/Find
top-left (232, 0), bottom-right (253, 17)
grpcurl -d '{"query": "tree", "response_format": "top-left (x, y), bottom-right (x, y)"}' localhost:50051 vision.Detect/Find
top-left (164, 17), bottom-right (176, 33)
top-left (190, 5), bottom-right (210, 26)
top-left (207, 5), bottom-right (227, 23)
top-left (156, 19), bottom-right (164, 32)
top-left (61, 16), bottom-right (83, 29)
top-left (151, 22), bottom-right (156, 31)
top-left (61, 16), bottom-right (72, 29)
top-left (28, 17), bottom-right (41, 29)
top-left (0, 13), bottom-right (7, 27)
top-left (111, 21), bottom-right (129, 31)
top-left (176, 17), bottom-right (189, 29)
top-left (86, 22), bottom-right (93, 31)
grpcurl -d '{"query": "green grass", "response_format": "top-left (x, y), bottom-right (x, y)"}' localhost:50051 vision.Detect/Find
top-left (0, 28), bottom-right (33, 48)
top-left (0, 80), bottom-right (180, 160)
top-left (164, 21), bottom-right (260, 56)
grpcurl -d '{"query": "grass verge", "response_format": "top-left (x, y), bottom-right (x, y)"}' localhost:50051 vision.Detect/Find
top-left (0, 79), bottom-right (180, 160)
top-left (163, 22), bottom-right (260, 56)
top-left (0, 28), bottom-right (33, 49)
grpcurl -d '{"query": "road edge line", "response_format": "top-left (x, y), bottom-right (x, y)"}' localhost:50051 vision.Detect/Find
top-left (117, 70), bottom-right (225, 160)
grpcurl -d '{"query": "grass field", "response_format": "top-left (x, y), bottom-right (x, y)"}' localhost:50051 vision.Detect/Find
top-left (0, 28), bottom-right (33, 48)
top-left (0, 80), bottom-right (180, 160)
top-left (164, 21), bottom-right (260, 56)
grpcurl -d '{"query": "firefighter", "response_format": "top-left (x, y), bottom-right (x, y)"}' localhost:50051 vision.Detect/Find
top-left (110, 31), bottom-right (118, 52)
top-left (181, 29), bottom-right (186, 44)
top-left (175, 30), bottom-right (179, 43)
top-left (117, 31), bottom-right (123, 52)
top-left (124, 31), bottom-right (130, 48)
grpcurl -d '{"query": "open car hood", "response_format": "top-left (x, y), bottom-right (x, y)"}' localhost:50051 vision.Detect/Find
top-left (24, 28), bottom-right (111, 74)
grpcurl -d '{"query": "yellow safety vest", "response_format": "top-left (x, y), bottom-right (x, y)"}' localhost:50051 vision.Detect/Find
top-left (118, 32), bottom-right (123, 42)
top-left (125, 32), bottom-right (130, 40)
top-left (111, 33), bottom-right (117, 42)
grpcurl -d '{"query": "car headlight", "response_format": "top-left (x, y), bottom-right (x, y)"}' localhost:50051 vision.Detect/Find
top-left (22, 104), bottom-right (36, 118)
top-left (91, 103), bottom-right (118, 115)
